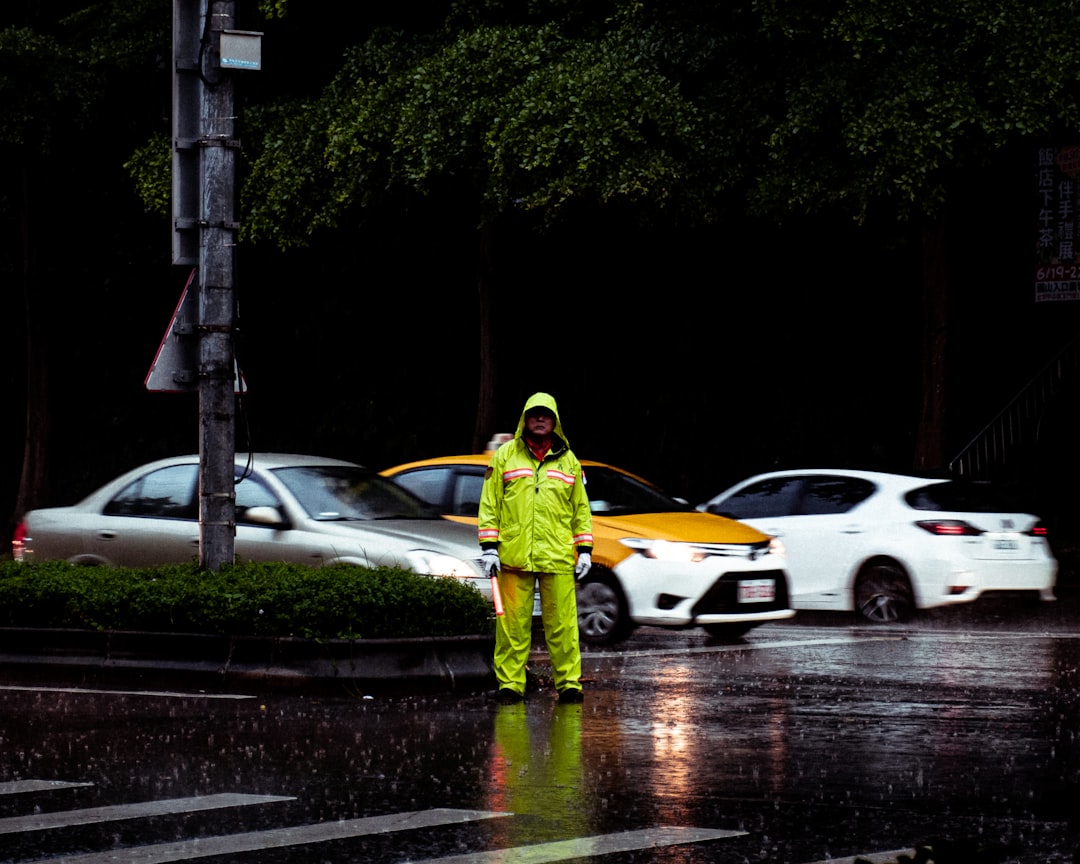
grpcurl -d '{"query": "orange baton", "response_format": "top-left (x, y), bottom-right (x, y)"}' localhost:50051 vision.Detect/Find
top-left (490, 575), bottom-right (505, 616)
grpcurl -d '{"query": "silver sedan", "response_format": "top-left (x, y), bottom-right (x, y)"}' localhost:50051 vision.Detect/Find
top-left (13, 453), bottom-right (488, 596)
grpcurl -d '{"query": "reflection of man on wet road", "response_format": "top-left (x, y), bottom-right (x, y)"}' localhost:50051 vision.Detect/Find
top-left (486, 702), bottom-right (586, 845)
top-left (479, 393), bottom-right (593, 703)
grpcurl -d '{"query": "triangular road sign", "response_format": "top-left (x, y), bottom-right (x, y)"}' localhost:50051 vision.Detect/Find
top-left (146, 270), bottom-right (246, 393)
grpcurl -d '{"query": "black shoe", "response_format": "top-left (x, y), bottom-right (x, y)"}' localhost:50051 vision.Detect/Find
top-left (557, 688), bottom-right (584, 704)
top-left (496, 688), bottom-right (523, 704)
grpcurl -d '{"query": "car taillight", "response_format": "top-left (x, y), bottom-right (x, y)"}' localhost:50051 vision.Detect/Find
top-left (915, 519), bottom-right (983, 536)
top-left (11, 521), bottom-right (28, 561)
top-left (1028, 522), bottom-right (1049, 538)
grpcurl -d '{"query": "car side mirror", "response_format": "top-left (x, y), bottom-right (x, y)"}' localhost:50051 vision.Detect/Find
top-left (244, 506), bottom-right (286, 528)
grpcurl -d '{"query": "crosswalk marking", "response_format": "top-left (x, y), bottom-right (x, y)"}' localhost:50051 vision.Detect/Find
top-left (417, 826), bottom-right (746, 863)
top-left (3, 784), bottom-right (744, 864)
top-left (43, 808), bottom-right (509, 864)
top-left (0, 780), bottom-right (94, 796)
top-left (0, 793), bottom-right (294, 835)
top-left (801, 850), bottom-right (917, 864)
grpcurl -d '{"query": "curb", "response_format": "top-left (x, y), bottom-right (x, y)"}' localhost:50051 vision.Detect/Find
top-left (0, 628), bottom-right (496, 695)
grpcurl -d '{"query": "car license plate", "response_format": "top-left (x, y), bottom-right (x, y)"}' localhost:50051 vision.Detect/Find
top-left (984, 534), bottom-right (1022, 558)
top-left (738, 579), bottom-right (775, 603)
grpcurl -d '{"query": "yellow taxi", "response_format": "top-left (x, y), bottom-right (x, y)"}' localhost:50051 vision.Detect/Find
top-left (382, 451), bottom-right (794, 644)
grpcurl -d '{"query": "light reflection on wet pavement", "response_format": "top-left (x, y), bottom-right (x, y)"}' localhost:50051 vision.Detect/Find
top-left (0, 605), bottom-right (1078, 863)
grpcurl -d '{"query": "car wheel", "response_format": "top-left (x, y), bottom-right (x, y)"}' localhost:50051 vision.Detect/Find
top-left (854, 562), bottom-right (914, 623)
top-left (702, 623), bottom-right (753, 641)
top-left (577, 570), bottom-right (632, 646)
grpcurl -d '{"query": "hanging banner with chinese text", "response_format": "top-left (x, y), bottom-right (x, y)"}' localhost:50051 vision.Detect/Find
top-left (1036, 145), bottom-right (1080, 302)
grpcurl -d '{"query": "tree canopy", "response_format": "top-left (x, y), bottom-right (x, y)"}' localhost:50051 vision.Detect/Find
top-left (239, 0), bottom-right (1080, 245)
top-left (242, 9), bottom-right (720, 248)
top-left (746, 0), bottom-right (1080, 221)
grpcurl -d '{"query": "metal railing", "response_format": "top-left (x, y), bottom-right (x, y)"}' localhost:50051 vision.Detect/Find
top-left (949, 332), bottom-right (1080, 480)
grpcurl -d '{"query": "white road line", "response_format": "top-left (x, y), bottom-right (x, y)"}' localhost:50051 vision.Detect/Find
top-left (44, 808), bottom-right (509, 864)
top-left (0, 685), bottom-right (255, 700)
top-left (418, 826), bottom-right (746, 863)
top-left (583, 636), bottom-right (904, 659)
top-left (0, 793), bottom-right (294, 835)
top-left (0, 780), bottom-right (94, 796)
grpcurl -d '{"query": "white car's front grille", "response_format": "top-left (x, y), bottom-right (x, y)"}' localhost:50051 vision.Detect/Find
top-left (692, 541), bottom-right (774, 561)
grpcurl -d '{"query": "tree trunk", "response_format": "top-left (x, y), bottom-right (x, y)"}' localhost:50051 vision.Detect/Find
top-left (913, 209), bottom-right (948, 471)
top-left (13, 164), bottom-right (50, 528)
top-left (472, 220), bottom-right (497, 453)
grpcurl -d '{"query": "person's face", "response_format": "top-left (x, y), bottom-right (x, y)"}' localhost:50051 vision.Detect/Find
top-left (524, 410), bottom-right (555, 438)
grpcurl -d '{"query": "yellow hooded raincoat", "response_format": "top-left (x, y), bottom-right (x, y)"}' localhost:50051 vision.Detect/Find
top-left (478, 393), bottom-right (593, 695)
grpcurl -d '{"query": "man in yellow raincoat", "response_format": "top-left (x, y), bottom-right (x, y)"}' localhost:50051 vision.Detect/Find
top-left (478, 393), bottom-right (593, 703)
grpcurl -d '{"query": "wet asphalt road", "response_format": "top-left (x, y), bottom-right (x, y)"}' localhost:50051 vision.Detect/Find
top-left (1, 592), bottom-right (1079, 864)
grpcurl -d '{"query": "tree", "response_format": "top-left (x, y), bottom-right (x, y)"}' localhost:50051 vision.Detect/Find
top-left (241, 0), bottom-right (1080, 467)
top-left (728, 0), bottom-right (1080, 468)
top-left (114, 0), bottom-right (1080, 476)
top-left (241, 5), bottom-right (717, 449)
top-left (2, 14), bottom-right (97, 535)
top-left (2, 1), bottom-right (169, 534)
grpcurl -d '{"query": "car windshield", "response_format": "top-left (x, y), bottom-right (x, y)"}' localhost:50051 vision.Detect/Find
top-left (585, 467), bottom-right (690, 516)
top-left (272, 466), bottom-right (442, 521)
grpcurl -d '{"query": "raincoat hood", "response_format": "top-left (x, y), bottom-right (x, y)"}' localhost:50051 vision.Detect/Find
top-left (514, 392), bottom-right (569, 451)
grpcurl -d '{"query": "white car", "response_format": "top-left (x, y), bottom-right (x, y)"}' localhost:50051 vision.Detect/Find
top-left (13, 454), bottom-right (490, 600)
top-left (698, 469), bottom-right (1058, 622)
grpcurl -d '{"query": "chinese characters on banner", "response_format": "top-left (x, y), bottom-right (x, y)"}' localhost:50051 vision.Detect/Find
top-left (1036, 146), bottom-right (1080, 302)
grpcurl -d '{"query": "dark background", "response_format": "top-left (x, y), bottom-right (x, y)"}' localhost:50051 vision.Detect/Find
top-left (8, 154), bottom-right (1079, 496)
top-left (5, 5), bottom-right (1080, 552)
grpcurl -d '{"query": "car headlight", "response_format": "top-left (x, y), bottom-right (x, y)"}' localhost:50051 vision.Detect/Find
top-left (619, 538), bottom-right (706, 563)
top-left (406, 550), bottom-right (480, 578)
top-left (620, 536), bottom-right (786, 562)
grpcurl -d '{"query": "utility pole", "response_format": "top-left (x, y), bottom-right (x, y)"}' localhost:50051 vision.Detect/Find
top-left (171, 0), bottom-right (259, 570)
top-left (197, 0), bottom-right (238, 572)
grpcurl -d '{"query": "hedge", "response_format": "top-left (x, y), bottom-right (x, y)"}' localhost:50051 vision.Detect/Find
top-left (0, 561), bottom-right (494, 640)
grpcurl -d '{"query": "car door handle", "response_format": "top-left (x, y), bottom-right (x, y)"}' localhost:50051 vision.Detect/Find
top-left (95, 530), bottom-right (117, 541)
